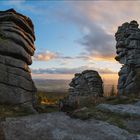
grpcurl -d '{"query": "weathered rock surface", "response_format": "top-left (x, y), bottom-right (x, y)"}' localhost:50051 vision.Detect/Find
top-left (96, 103), bottom-right (140, 117)
top-left (134, 101), bottom-right (140, 106)
top-left (0, 83), bottom-right (34, 104)
top-left (0, 55), bottom-right (30, 72)
top-left (63, 70), bottom-right (103, 107)
top-left (124, 120), bottom-right (140, 134)
top-left (0, 9), bottom-right (36, 108)
top-left (115, 20), bottom-right (140, 95)
top-left (0, 112), bottom-right (140, 140)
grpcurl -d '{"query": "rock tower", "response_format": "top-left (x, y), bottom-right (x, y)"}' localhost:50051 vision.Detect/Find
top-left (0, 9), bottom-right (36, 108)
top-left (115, 20), bottom-right (140, 95)
top-left (62, 70), bottom-right (103, 107)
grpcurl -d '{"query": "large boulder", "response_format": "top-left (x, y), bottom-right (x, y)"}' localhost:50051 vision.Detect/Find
top-left (96, 103), bottom-right (140, 117)
top-left (115, 20), bottom-right (140, 95)
top-left (61, 70), bottom-right (103, 108)
top-left (0, 9), bottom-right (36, 110)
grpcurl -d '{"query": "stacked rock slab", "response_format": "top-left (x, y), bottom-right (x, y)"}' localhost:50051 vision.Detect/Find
top-left (65, 70), bottom-right (103, 106)
top-left (0, 9), bottom-right (36, 108)
top-left (115, 20), bottom-right (140, 95)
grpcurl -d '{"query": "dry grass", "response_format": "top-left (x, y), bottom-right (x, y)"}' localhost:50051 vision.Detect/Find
top-left (69, 94), bottom-right (140, 134)
top-left (36, 90), bottom-right (68, 105)
top-left (35, 90), bottom-right (68, 113)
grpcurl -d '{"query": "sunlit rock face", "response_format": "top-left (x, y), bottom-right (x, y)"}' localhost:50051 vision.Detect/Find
top-left (115, 20), bottom-right (140, 95)
top-left (0, 9), bottom-right (36, 109)
top-left (65, 70), bottom-right (103, 106)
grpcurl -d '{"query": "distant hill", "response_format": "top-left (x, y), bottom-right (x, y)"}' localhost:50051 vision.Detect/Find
top-left (34, 79), bottom-right (117, 95)
top-left (33, 79), bottom-right (70, 93)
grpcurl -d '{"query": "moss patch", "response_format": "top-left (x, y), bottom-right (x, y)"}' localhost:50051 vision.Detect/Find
top-left (71, 106), bottom-right (130, 129)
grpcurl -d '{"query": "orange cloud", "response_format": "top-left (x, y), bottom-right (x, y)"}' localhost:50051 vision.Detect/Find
top-left (85, 55), bottom-right (115, 62)
top-left (33, 51), bottom-right (57, 61)
top-left (32, 73), bottom-right (73, 80)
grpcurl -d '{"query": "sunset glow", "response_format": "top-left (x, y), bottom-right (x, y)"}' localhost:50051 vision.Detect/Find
top-left (1, 0), bottom-right (140, 84)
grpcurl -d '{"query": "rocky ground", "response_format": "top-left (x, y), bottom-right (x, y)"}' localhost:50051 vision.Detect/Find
top-left (0, 97), bottom-right (140, 140)
top-left (0, 112), bottom-right (140, 140)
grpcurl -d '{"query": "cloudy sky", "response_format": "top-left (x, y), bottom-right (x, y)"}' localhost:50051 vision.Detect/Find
top-left (1, 0), bottom-right (140, 84)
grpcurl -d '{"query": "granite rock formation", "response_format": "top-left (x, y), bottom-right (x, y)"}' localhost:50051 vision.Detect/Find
top-left (62, 70), bottom-right (103, 107)
top-left (0, 9), bottom-right (36, 108)
top-left (115, 20), bottom-right (140, 95)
